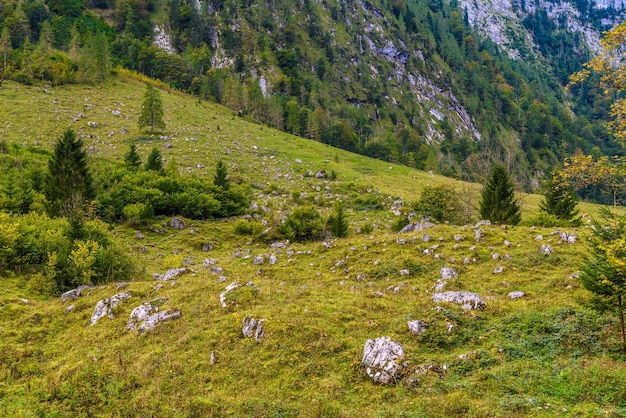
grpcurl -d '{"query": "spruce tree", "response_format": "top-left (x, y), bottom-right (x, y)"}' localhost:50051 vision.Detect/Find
top-left (213, 160), bottom-right (230, 190)
top-left (145, 147), bottom-right (164, 174)
top-left (124, 143), bottom-right (142, 170)
top-left (539, 179), bottom-right (579, 221)
top-left (44, 129), bottom-right (94, 217)
top-left (138, 84), bottom-right (166, 133)
top-left (479, 164), bottom-right (521, 225)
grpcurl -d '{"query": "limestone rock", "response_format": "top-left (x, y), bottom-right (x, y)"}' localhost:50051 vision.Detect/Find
top-left (89, 292), bottom-right (132, 326)
top-left (540, 244), bottom-right (553, 255)
top-left (269, 254), bottom-right (277, 265)
top-left (399, 269), bottom-right (410, 276)
top-left (535, 235), bottom-right (543, 241)
top-left (422, 234), bottom-right (431, 242)
top-left (508, 291), bottom-right (526, 300)
top-left (154, 268), bottom-right (189, 281)
top-left (253, 255), bottom-right (264, 265)
top-left (362, 336), bottom-right (405, 384)
top-left (475, 220), bottom-right (491, 228)
top-left (454, 234), bottom-right (465, 241)
top-left (242, 316), bottom-right (265, 342)
top-left (493, 266), bottom-right (504, 274)
top-left (220, 281), bottom-right (256, 308)
top-left (398, 221), bottom-right (435, 234)
top-left (61, 285), bottom-right (92, 302)
top-left (168, 217), bottom-right (187, 230)
top-left (127, 298), bottom-right (180, 332)
top-left (560, 232), bottom-right (577, 243)
top-left (431, 291), bottom-right (486, 310)
top-left (440, 267), bottom-right (458, 280)
top-left (408, 320), bottom-right (428, 336)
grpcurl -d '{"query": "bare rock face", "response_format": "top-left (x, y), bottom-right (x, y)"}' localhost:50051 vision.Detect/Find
top-left (242, 316), bottom-right (265, 342)
top-left (431, 291), bottom-right (486, 310)
top-left (362, 336), bottom-right (405, 384)
top-left (398, 221), bottom-right (435, 234)
top-left (153, 268), bottom-right (189, 281)
top-left (408, 320), bottom-right (428, 336)
top-left (89, 292), bottom-right (132, 326)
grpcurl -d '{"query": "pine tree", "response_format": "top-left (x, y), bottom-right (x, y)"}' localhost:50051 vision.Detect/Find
top-left (539, 179), bottom-right (579, 221)
top-left (124, 143), bottom-right (142, 170)
top-left (479, 164), bottom-right (521, 225)
top-left (145, 147), bottom-right (164, 174)
top-left (44, 129), bottom-right (94, 217)
top-left (138, 84), bottom-right (166, 133)
top-left (213, 160), bottom-right (230, 190)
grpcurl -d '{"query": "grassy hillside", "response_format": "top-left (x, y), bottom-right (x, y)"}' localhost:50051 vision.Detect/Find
top-left (0, 77), bottom-right (625, 416)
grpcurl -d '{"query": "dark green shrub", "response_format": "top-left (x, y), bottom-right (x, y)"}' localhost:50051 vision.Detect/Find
top-left (414, 184), bottom-right (464, 224)
top-left (327, 205), bottom-right (349, 238)
top-left (281, 206), bottom-right (325, 242)
top-left (234, 220), bottom-right (263, 236)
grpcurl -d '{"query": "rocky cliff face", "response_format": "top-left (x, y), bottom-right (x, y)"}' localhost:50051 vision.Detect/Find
top-left (461, 0), bottom-right (624, 59)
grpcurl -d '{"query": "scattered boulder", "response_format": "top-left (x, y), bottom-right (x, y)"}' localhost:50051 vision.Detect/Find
top-left (431, 291), bottom-right (486, 310)
top-left (535, 235), bottom-right (543, 241)
top-left (242, 316), bottom-right (265, 342)
top-left (474, 228), bottom-right (484, 242)
top-left (504, 240), bottom-right (512, 247)
top-left (560, 232), bottom-right (577, 244)
top-left (61, 285), bottom-right (92, 302)
top-left (89, 292), bottom-right (132, 326)
top-left (269, 254), bottom-right (277, 265)
top-left (399, 269), bottom-right (410, 276)
top-left (253, 255), bottom-right (264, 265)
top-left (153, 268), bottom-right (189, 281)
top-left (440, 267), bottom-right (458, 280)
top-left (398, 221), bottom-right (435, 234)
top-left (315, 170), bottom-right (326, 178)
top-left (202, 244), bottom-right (213, 252)
top-left (493, 266), bottom-right (504, 274)
top-left (453, 235), bottom-right (465, 241)
top-left (475, 220), bottom-right (491, 228)
top-left (422, 234), bottom-right (431, 242)
top-left (362, 337), bottom-right (405, 384)
top-left (127, 298), bottom-right (181, 332)
top-left (408, 320), bottom-right (428, 336)
top-left (508, 291), bottom-right (526, 300)
top-left (540, 244), bottom-right (553, 255)
top-left (168, 217), bottom-right (187, 230)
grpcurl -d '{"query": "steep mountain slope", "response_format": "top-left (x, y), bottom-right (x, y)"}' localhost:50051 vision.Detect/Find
top-left (0, 0), bottom-right (623, 187)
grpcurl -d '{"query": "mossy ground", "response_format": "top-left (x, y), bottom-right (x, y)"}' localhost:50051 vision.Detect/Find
top-left (1, 78), bottom-right (625, 416)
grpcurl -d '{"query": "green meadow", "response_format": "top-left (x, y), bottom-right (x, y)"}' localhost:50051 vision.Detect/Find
top-left (0, 77), bottom-right (625, 417)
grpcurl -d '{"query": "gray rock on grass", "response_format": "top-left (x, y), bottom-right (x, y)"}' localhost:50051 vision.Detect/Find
top-left (242, 317), bottom-right (265, 342)
top-left (61, 285), bottom-right (92, 302)
top-left (362, 336), bottom-right (405, 384)
top-left (89, 292), bottom-right (132, 326)
top-left (408, 320), bottom-right (428, 336)
top-left (508, 291), bottom-right (526, 300)
top-left (153, 268), bottom-right (189, 281)
top-left (431, 291), bottom-right (486, 310)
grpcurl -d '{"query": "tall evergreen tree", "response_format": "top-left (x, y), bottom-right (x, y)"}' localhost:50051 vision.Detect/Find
top-left (123, 143), bottom-right (142, 170)
top-left (44, 129), bottom-right (94, 216)
top-left (138, 84), bottom-right (166, 133)
top-left (0, 27), bottom-right (12, 87)
top-left (479, 164), bottom-right (521, 225)
top-left (145, 147), bottom-right (164, 174)
top-left (213, 160), bottom-right (230, 190)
